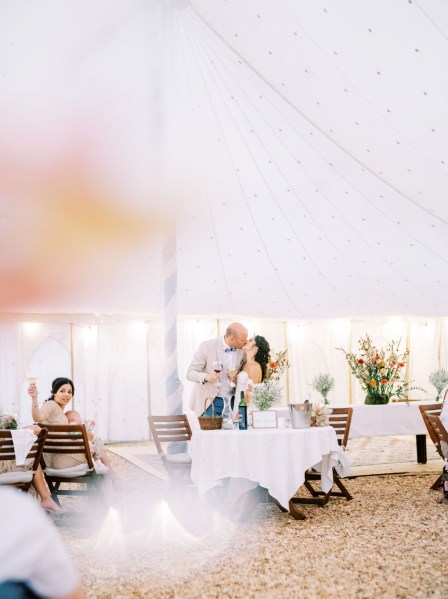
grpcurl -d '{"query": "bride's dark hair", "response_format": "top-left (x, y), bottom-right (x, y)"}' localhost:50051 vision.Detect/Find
top-left (254, 335), bottom-right (271, 381)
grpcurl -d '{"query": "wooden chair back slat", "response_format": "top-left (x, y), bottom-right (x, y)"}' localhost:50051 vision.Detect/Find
top-left (427, 414), bottom-right (448, 456)
top-left (148, 415), bottom-right (192, 457)
top-left (38, 423), bottom-right (95, 469)
top-left (327, 407), bottom-right (353, 447)
top-left (419, 404), bottom-right (443, 458)
top-left (36, 423), bottom-right (107, 509)
top-left (148, 415), bottom-right (192, 483)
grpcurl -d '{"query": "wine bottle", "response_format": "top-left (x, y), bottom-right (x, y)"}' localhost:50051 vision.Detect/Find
top-left (238, 390), bottom-right (248, 430)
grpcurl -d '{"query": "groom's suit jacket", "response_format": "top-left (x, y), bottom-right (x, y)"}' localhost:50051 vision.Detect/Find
top-left (187, 337), bottom-right (245, 416)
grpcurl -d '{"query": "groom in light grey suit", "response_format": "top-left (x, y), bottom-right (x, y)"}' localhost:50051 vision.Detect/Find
top-left (187, 322), bottom-right (248, 416)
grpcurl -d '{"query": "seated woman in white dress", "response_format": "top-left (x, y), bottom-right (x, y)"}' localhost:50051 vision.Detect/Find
top-left (233, 335), bottom-right (271, 417)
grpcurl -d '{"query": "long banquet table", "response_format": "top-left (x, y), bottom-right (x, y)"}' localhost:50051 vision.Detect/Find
top-left (189, 426), bottom-right (341, 511)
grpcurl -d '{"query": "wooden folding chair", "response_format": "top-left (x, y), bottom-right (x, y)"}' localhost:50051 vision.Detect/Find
top-left (148, 415), bottom-right (192, 483)
top-left (419, 403), bottom-right (443, 490)
top-left (0, 428), bottom-right (47, 492)
top-left (290, 407), bottom-right (354, 509)
top-left (39, 423), bottom-right (108, 507)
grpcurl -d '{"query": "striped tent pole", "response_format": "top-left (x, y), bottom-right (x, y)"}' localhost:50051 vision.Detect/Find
top-left (163, 229), bottom-right (183, 419)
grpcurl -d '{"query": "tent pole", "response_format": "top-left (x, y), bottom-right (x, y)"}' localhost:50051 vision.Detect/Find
top-left (163, 229), bottom-right (183, 418)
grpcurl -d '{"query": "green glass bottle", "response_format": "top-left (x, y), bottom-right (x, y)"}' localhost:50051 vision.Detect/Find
top-left (238, 390), bottom-right (248, 430)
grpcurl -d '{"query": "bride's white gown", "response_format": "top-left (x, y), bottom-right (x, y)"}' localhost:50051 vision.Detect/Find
top-left (234, 370), bottom-right (255, 415)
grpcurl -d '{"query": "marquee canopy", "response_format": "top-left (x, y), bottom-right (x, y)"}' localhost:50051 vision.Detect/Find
top-left (1, 0), bottom-right (448, 320)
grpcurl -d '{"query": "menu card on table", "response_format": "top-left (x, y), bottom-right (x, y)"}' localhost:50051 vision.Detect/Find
top-left (252, 410), bottom-right (278, 429)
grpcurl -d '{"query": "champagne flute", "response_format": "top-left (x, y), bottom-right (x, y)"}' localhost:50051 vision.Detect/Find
top-left (227, 368), bottom-right (238, 388)
top-left (212, 360), bottom-right (223, 388)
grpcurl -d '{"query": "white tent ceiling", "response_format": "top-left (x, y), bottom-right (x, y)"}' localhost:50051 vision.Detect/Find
top-left (1, 0), bottom-right (448, 320)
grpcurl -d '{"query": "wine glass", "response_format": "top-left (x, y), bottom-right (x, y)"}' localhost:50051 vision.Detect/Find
top-left (26, 372), bottom-right (38, 384)
top-left (227, 368), bottom-right (238, 388)
top-left (212, 361), bottom-right (223, 388)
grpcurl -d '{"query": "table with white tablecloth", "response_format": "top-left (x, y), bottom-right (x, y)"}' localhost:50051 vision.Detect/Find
top-left (275, 401), bottom-right (434, 463)
top-left (189, 426), bottom-right (341, 510)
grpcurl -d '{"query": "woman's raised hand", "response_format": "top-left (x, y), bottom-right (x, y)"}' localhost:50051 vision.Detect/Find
top-left (28, 382), bottom-right (38, 401)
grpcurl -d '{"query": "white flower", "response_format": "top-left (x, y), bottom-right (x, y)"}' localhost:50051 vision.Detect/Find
top-left (428, 369), bottom-right (448, 399)
top-left (0, 414), bottom-right (18, 430)
top-left (311, 373), bottom-right (335, 397)
top-left (311, 404), bottom-right (331, 427)
top-left (250, 380), bottom-right (283, 411)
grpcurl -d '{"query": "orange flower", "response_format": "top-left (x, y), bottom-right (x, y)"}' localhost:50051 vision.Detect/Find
top-left (269, 361), bottom-right (277, 369)
top-left (381, 379), bottom-right (388, 384)
top-left (398, 362), bottom-right (405, 368)
top-left (369, 379), bottom-right (377, 388)
top-left (379, 361), bottom-right (385, 367)
top-left (375, 355), bottom-right (380, 360)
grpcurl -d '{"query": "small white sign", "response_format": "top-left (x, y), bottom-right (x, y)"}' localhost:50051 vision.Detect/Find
top-left (252, 410), bottom-right (278, 429)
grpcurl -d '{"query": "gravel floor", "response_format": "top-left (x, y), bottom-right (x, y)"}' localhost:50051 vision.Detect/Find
top-left (55, 451), bottom-right (448, 599)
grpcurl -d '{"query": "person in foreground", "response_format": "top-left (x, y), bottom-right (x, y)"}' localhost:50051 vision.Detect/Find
top-left (0, 487), bottom-right (84, 599)
top-left (187, 322), bottom-right (248, 416)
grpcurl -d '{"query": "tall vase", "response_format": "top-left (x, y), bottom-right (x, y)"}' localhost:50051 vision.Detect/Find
top-left (365, 393), bottom-right (390, 405)
top-left (222, 396), bottom-right (234, 429)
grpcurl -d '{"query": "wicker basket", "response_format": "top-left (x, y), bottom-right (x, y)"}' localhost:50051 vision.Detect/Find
top-left (198, 398), bottom-right (222, 430)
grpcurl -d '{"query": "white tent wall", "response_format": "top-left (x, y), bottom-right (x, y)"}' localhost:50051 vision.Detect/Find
top-left (0, 314), bottom-right (445, 441)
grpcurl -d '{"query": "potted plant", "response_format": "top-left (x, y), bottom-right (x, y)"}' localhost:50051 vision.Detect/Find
top-left (338, 334), bottom-right (424, 404)
top-left (311, 373), bottom-right (335, 405)
top-left (250, 380), bottom-right (283, 411)
top-left (428, 369), bottom-right (448, 402)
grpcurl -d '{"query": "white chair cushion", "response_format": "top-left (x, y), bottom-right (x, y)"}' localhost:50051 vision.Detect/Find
top-left (45, 464), bottom-right (91, 478)
top-left (165, 452), bottom-right (192, 464)
top-left (45, 461), bottom-right (108, 477)
top-left (0, 470), bottom-right (34, 484)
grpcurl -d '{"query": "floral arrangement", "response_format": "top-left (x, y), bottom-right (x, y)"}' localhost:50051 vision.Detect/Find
top-left (266, 349), bottom-right (290, 381)
top-left (337, 334), bottom-right (424, 404)
top-left (0, 414), bottom-right (18, 429)
top-left (311, 404), bottom-right (330, 427)
top-left (428, 369), bottom-right (448, 401)
top-left (250, 380), bottom-right (283, 411)
top-left (311, 373), bottom-right (335, 405)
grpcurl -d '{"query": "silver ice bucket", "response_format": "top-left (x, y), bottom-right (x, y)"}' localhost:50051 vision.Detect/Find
top-left (289, 403), bottom-right (313, 429)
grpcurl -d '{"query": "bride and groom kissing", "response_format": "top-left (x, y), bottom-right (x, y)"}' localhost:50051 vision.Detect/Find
top-left (187, 322), bottom-right (270, 417)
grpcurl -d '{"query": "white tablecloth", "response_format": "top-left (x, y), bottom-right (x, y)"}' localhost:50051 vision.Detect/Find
top-left (189, 426), bottom-right (341, 509)
top-left (347, 402), bottom-right (429, 438)
top-left (11, 429), bottom-right (37, 465)
top-left (275, 401), bottom-right (431, 439)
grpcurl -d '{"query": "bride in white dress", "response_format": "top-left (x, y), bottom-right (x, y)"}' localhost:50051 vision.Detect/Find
top-left (234, 335), bottom-right (271, 416)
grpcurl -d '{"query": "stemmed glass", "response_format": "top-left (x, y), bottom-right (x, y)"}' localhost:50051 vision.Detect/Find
top-left (212, 361), bottom-right (223, 388)
top-left (227, 368), bottom-right (238, 388)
